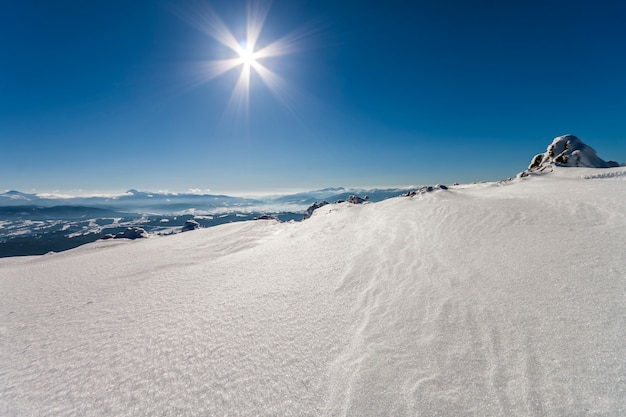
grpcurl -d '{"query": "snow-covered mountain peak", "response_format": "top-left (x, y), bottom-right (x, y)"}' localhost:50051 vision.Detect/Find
top-left (124, 189), bottom-right (145, 196)
top-left (0, 190), bottom-right (35, 201)
top-left (525, 134), bottom-right (620, 174)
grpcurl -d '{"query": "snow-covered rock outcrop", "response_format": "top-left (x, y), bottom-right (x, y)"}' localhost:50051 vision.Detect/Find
top-left (181, 219), bottom-right (200, 232)
top-left (303, 201), bottom-right (329, 220)
top-left (523, 134), bottom-right (620, 175)
top-left (402, 184), bottom-right (449, 197)
top-left (253, 214), bottom-right (279, 221)
top-left (302, 195), bottom-right (370, 220)
top-left (102, 227), bottom-right (148, 240)
top-left (346, 195), bottom-right (369, 204)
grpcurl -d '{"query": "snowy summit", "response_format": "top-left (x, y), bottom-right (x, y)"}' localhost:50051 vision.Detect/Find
top-left (1, 136), bottom-right (625, 416)
top-left (525, 134), bottom-right (620, 174)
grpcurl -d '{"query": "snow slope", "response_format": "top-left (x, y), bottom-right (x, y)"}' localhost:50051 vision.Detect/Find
top-left (1, 167), bottom-right (625, 416)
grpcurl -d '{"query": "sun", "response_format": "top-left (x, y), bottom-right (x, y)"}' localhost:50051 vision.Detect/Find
top-left (237, 44), bottom-right (257, 67)
top-left (174, 1), bottom-right (316, 118)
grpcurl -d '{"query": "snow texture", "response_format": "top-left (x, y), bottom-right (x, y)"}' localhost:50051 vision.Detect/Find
top-left (1, 167), bottom-right (626, 416)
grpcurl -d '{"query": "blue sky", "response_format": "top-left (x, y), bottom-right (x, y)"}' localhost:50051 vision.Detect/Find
top-left (1, 0), bottom-right (625, 194)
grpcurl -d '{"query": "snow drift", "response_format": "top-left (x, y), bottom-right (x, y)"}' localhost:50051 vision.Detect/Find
top-left (1, 154), bottom-right (625, 415)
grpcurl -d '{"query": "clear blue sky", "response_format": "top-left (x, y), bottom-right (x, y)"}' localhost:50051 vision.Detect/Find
top-left (2, 0), bottom-right (625, 194)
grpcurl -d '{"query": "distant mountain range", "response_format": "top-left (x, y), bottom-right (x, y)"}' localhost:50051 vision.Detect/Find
top-left (264, 187), bottom-right (414, 207)
top-left (0, 189), bottom-right (261, 214)
top-left (0, 187), bottom-right (413, 214)
top-left (0, 186), bottom-right (413, 257)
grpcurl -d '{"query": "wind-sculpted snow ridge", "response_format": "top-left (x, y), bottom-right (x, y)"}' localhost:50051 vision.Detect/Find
top-left (582, 169), bottom-right (626, 180)
top-left (402, 184), bottom-right (449, 196)
top-left (1, 170), bottom-right (626, 416)
top-left (522, 134), bottom-right (620, 176)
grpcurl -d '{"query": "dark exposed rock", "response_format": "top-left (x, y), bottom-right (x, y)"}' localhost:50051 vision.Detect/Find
top-left (104, 227), bottom-right (148, 240)
top-left (118, 227), bottom-right (148, 239)
top-left (181, 219), bottom-right (200, 232)
top-left (347, 195), bottom-right (367, 204)
top-left (528, 154), bottom-right (543, 170)
top-left (402, 184), bottom-right (449, 197)
top-left (303, 201), bottom-right (329, 220)
top-left (253, 214), bottom-right (279, 221)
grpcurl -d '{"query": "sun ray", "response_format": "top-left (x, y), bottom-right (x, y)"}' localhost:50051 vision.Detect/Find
top-left (201, 14), bottom-right (240, 53)
top-left (251, 62), bottom-right (299, 114)
top-left (226, 63), bottom-right (252, 121)
top-left (202, 58), bottom-right (243, 80)
top-left (245, 1), bottom-right (270, 53)
top-left (172, 2), bottom-right (240, 53)
top-left (251, 62), bottom-right (283, 96)
top-left (254, 20), bottom-right (321, 59)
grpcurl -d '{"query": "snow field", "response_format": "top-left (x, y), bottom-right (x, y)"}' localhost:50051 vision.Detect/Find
top-left (1, 167), bottom-right (625, 416)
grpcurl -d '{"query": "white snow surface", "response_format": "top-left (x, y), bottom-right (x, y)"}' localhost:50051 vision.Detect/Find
top-left (1, 167), bottom-right (626, 416)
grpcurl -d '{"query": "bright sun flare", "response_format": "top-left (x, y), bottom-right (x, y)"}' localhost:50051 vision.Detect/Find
top-left (176, 1), bottom-right (316, 118)
top-left (237, 45), bottom-right (257, 66)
